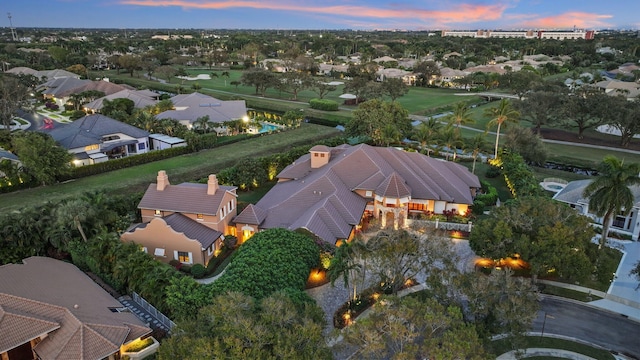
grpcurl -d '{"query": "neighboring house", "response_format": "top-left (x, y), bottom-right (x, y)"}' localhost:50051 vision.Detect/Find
top-left (42, 114), bottom-right (150, 166)
top-left (376, 68), bottom-right (416, 85)
top-left (38, 78), bottom-right (134, 109)
top-left (36, 76), bottom-right (89, 102)
top-left (438, 67), bottom-right (466, 86)
top-left (6, 67), bottom-right (79, 81)
top-left (553, 179), bottom-right (640, 240)
top-left (0, 256), bottom-right (152, 360)
top-left (156, 92), bottom-right (247, 133)
top-left (84, 89), bottom-right (158, 113)
top-left (121, 171), bottom-right (238, 266)
top-left (593, 79), bottom-right (640, 100)
top-left (233, 144), bottom-right (480, 245)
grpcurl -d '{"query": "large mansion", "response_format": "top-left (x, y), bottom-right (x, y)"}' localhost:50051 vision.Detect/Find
top-left (234, 144), bottom-right (480, 245)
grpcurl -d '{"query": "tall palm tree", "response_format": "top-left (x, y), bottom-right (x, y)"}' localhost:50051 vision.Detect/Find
top-left (438, 125), bottom-right (462, 161)
top-left (447, 102), bottom-right (474, 135)
top-left (466, 133), bottom-right (487, 174)
top-left (412, 118), bottom-right (441, 156)
top-left (328, 240), bottom-right (363, 302)
top-left (484, 99), bottom-right (520, 159)
top-left (583, 156), bottom-right (640, 249)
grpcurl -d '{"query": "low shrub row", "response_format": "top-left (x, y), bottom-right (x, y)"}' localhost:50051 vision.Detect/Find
top-left (309, 98), bottom-right (339, 111)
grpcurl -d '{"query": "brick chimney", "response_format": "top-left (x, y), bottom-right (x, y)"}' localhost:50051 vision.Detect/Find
top-left (156, 170), bottom-right (170, 191)
top-left (207, 174), bottom-right (219, 195)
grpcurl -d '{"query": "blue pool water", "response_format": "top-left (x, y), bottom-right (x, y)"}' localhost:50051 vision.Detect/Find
top-left (259, 123), bottom-right (282, 133)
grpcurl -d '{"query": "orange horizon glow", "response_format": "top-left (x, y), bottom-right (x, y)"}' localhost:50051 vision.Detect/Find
top-left (119, 0), bottom-right (509, 24)
top-left (521, 12), bottom-right (613, 29)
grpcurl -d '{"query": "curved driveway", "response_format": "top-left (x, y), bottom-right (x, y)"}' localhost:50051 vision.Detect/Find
top-left (536, 296), bottom-right (640, 358)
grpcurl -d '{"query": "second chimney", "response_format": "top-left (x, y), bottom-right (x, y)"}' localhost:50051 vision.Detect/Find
top-left (157, 170), bottom-right (170, 191)
top-left (207, 174), bottom-right (219, 195)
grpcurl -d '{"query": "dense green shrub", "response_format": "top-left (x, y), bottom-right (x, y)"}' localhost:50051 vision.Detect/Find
top-left (475, 180), bottom-right (498, 206)
top-left (309, 98), bottom-right (339, 111)
top-left (485, 166), bottom-right (501, 178)
top-left (190, 263), bottom-right (206, 278)
top-left (209, 228), bottom-right (320, 300)
top-left (471, 199), bottom-right (486, 215)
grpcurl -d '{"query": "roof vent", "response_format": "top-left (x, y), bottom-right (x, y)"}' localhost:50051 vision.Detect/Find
top-left (73, 304), bottom-right (79, 309)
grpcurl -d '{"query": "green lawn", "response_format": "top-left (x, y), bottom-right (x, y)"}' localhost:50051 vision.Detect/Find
top-left (0, 124), bottom-right (339, 212)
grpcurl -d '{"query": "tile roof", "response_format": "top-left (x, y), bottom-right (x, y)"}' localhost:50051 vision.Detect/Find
top-left (236, 144), bottom-right (480, 244)
top-left (139, 182), bottom-right (237, 216)
top-left (232, 204), bottom-right (267, 225)
top-left (129, 213), bottom-right (223, 249)
top-left (156, 92), bottom-right (247, 124)
top-left (84, 89), bottom-right (157, 111)
top-left (56, 80), bottom-right (133, 98)
top-left (44, 114), bottom-right (149, 149)
top-left (376, 172), bottom-right (411, 198)
top-left (0, 257), bottom-right (151, 360)
top-left (37, 77), bottom-right (89, 97)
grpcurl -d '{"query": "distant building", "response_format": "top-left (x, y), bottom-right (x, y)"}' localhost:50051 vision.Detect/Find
top-left (441, 29), bottom-right (595, 40)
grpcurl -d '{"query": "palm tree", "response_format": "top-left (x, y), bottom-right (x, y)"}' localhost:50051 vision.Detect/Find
top-left (583, 156), bottom-right (640, 249)
top-left (194, 115), bottom-right (211, 133)
top-left (328, 240), bottom-right (363, 302)
top-left (438, 125), bottom-right (462, 161)
top-left (379, 123), bottom-right (402, 147)
top-left (466, 133), bottom-right (487, 174)
top-left (484, 99), bottom-right (520, 159)
top-left (412, 117), bottom-right (441, 156)
top-left (447, 102), bottom-right (474, 135)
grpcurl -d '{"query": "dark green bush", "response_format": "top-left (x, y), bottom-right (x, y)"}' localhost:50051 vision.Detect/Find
top-left (309, 98), bottom-right (339, 111)
top-left (223, 235), bottom-right (238, 249)
top-left (471, 199), bottom-right (485, 215)
top-left (485, 166), bottom-right (501, 178)
top-left (190, 263), bottom-right (206, 278)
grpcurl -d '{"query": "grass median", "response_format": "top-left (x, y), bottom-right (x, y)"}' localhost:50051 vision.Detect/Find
top-left (0, 123), bottom-right (340, 212)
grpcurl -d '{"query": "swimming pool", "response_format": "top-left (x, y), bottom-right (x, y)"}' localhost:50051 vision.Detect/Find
top-left (259, 123), bottom-right (282, 133)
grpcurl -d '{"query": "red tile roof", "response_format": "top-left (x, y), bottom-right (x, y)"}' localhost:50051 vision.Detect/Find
top-left (139, 182), bottom-right (237, 216)
top-left (0, 257), bottom-right (151, 360)
top-left (235, 144), bottom-right (479, 244)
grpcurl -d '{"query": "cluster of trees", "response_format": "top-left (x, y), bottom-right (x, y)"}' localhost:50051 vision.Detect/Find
top-left (6, 27), bottom-right (640, 80)
top-left (0, 130), bottom-right (72, 188)
top-left (158, 291), bottom-right (332, 359)
top-left (328, 227), bottom-right (541, 356)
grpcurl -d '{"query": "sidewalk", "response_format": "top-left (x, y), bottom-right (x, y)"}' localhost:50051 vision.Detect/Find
top-left (538, 239), bottom-right (640, 322)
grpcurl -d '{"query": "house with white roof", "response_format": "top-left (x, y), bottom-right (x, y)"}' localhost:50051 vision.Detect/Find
top-left (553, 179), bottom-right (640, 240)
top-left (156, 92), bottom-right (247, 133)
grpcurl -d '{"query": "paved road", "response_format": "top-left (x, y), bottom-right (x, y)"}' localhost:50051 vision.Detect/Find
top-left (535, 296), bottom-right (640, 358)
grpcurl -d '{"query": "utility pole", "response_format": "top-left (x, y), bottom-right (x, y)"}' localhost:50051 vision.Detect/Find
top-left (7, 13), bottom-right (17, 41)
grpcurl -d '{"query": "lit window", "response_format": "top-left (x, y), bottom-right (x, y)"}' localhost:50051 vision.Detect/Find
top-left (197, 213), bottom-right (204, 220)
top-left (178, 251), bottom-right (190, 263)
top-left (154, 210), bottom-right (161, 216)
top-left (154, 248), bottom-right (165, 257)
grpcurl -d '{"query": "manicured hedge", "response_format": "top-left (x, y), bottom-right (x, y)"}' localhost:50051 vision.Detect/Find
top-left (209, 228), bottom-right (319, 300)
top-left (309, 98), bottom-right (339, 111)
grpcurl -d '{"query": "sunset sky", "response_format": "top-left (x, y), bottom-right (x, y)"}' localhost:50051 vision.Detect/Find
top-left (6, 0), bottom-right (639, 30)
